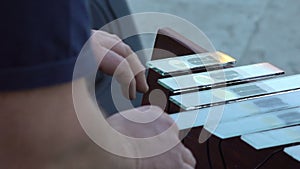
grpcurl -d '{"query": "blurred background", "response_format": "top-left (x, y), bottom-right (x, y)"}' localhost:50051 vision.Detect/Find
top-left (127, 0), bottom-right (300, 75)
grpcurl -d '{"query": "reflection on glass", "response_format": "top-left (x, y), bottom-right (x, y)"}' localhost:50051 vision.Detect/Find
top-left (146, 51), bottom-right (236, 76)
top-left (253, 98), bottom-right (287, 108)
top-left (230, 85), bottom-right (267, 97)
top-left (210, 70), bottom-right (241, 80)
top-left (193, 75), bottom-right (214, 84)
top-left (187, 56), bottom-right (217, 65)
top-left (168, 59), bottom-right (189, 69)
top-left (212, 89), bottom-right (237, 100)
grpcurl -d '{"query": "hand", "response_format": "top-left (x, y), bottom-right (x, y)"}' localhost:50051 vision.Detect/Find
top-left (90, 30), bottom-right (149, 99)
top-left (107, 105), bottom-right (196, 169)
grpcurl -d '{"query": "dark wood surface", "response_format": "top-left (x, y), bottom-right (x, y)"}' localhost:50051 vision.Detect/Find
top-left (184, 127), bottom-right (300, 169)
top-left (151, 27), bottom-right (208, 60)
top-left (141, 27), bottom-right (208, 108)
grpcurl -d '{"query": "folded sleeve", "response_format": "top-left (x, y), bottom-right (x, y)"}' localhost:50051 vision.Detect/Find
top-left (0, 0), bottom-right (91, 91)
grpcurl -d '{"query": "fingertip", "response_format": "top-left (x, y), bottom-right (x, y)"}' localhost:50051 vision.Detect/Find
top-left (144, 84), bottom-right (149, 93)
top-left (139, 83), bottom-right (149, 94)
top-left (181, 145), bottom-right (196, 168)
top-left (142, 73), bottom-right (149, 92)
top-left (136, 72), bottom-right (149, 93)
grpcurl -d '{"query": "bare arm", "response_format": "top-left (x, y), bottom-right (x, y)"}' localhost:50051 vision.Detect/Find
top-left (0, 79), bottom-right (137, 169)
top-left (0, 78), bottom-right (195, 169)
top-left (0, 31), bottom-right (196, 169)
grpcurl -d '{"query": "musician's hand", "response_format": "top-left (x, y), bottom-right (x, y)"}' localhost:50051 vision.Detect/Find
top-left (90, 30), bottom-right (149, 100)
top-left (107, 105), bottom-right (196, 169)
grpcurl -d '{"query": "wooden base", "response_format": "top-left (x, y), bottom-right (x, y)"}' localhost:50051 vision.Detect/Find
top-left (142, 27), bottom-right (300, 168)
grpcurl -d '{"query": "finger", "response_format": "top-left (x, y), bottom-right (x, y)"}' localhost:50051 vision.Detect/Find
top-left (134, 68), bottom-right (149, 93)
top-left (114, 46), bottom-right (148, 93)
top-left (94, 31), bottom-right (149, 93)
top-left (93, 31), bottom-right (130, 58)
top-left (181, 163), bottom-right (195, 169)
top-left (110, 52), bottom-right (137, 100)
top-left (180, 144), bottom-right (196, 168)
top-left (92, 44), bottom-right (137, 99)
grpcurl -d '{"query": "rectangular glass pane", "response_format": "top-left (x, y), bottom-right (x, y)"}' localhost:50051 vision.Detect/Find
top-left (205, 108), bottom-right (300, 139)
top-left (147, 51), bottom-right (236, 76)
top-left (170, 74), bottom-right (300, 110)
top-left (159, 63), bottom-right (284, 93)
top-left (284, 145), bottom-right (300, 162)
top-left (170, 90), bottom-right (300, 130)
top-left (241, 126), bottom-right (300, 150)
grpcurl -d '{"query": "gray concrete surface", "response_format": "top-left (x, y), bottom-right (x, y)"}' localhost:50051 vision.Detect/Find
top-left (127, 0), bottom-right (300, 75)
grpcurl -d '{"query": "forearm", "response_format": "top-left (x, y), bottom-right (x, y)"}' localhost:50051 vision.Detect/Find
top-left (0, 79), bottom-right (136, 169)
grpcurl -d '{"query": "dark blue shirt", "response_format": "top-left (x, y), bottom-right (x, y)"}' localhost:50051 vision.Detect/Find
top-left (0, 0), bottom-right (90, 91)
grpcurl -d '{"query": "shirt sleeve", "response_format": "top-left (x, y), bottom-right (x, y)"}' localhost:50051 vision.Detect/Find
top-left (0, 0), bottom-right (91, 91)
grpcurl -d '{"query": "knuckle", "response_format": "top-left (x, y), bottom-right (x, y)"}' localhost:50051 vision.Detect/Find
top-left (93, 31), bottom-right (104, 39)
top-left (116, 65), bottom-right (134, 81)
top-left (111, 34), bottom-right (122, 41)
top-left (137, 69), bottom-right (146, 75)
top-left (117, 59), bottom-right (131, 72)
top-left (123, 43), bottom-right (132, 51)
top-left (121, 43), bottom-right (134, 57)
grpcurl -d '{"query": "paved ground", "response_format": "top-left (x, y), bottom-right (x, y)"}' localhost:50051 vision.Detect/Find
top-left (127, 0), bottom-right (300, 75)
